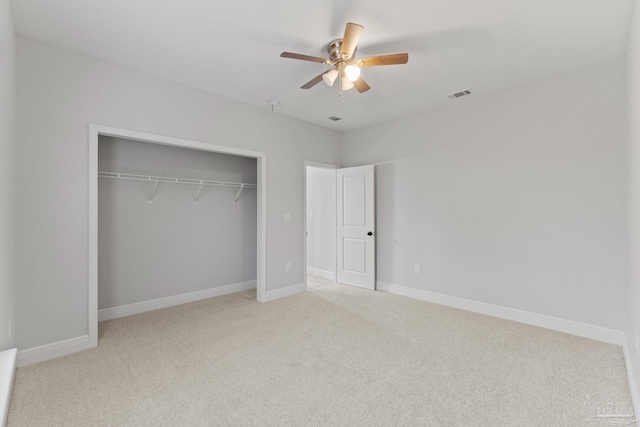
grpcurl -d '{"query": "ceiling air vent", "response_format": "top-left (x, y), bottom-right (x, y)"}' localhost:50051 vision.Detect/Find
top-left (448, 89), bottom-right (472, 100)
top-left (328, 116), bottom-right (342, 121)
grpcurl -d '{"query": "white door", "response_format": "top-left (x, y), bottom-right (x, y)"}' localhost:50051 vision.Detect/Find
top-left (337, 165), bottom-right (375, 289)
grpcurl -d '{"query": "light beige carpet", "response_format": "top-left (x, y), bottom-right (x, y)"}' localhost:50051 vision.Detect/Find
top-left (8, 276), bottom-right (634, 426)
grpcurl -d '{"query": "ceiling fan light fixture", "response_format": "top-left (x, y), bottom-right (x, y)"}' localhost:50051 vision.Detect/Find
top-left (341, 76), bottom-right (355, 91)
top-left (322, 69), bottom-right (338, 86)
top-left (344, 65), bottom-right (361, 82)
top-left (280, 22), bottom-right (408, 94)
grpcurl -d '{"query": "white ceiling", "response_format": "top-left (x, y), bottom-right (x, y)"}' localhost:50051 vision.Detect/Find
top-left (10, 0), bottom-right (635, 132)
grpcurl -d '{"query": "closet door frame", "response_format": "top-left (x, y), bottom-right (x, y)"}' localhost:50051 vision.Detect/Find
top-left (88, 124), bottom-right (267, 348)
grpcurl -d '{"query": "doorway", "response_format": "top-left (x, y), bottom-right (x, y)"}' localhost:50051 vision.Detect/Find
top-left (304, 162), bottom-right (376, 291)
top-left (305, 163), bottom-right (337, 282)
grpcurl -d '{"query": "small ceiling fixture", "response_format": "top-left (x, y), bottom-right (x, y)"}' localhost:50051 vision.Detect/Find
top-left (269, 100), bottom-right (280, 111)
top-left (448, 89), bottom-right (473, 99)
top-left (328, 116), bottom-right (342, 121)
top-left (281, 23), bottom-right (409, 95)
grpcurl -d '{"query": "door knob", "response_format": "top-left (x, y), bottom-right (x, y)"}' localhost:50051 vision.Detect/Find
top-left (367, 231), bottom-right (374, 236)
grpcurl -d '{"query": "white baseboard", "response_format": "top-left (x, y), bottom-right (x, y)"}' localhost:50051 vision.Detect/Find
top-left (263, 282), bottom-right (306, 302)
top-left (376, 281), bottom-right (624, 346)
top-left (17, 281), bottom-right (257, 368)
top-left (623, 335), bottom-right (640, 418)
top-left (98, 280), bottom-right (257, 322)
top-left (307, 267), bottom-right (335, 281)
top-left (0, 348), bottom-right (17, 427)
top-left (17, 335), bottom-right (92, 367)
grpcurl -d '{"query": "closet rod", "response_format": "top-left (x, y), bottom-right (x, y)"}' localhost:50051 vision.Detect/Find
top-left (98, 171), bottom-right (257, 189)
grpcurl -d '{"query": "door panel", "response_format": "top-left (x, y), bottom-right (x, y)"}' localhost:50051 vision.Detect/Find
top-left (343, 238), bottom-right (367, 273)
top-left (343, 175), bottom-right (366, 226)
top-left (337, 165), bottom-right (375, 289)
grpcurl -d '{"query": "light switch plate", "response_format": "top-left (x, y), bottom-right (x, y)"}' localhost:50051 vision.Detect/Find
top-left (284, 213), bottom-right (291, 222)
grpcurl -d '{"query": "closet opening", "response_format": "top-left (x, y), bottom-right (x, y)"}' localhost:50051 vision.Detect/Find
top-left (88, 125), bottom-right (267, 348)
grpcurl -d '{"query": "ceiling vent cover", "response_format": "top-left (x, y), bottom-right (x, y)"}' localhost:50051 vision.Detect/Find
top-left (448, 89), bottom-right (472, 100)
top-left (328, 116), bottom-right (342, 121)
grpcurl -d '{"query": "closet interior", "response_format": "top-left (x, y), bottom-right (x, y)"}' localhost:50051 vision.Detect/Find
top-left (97, 136), bottom-right (258, 316)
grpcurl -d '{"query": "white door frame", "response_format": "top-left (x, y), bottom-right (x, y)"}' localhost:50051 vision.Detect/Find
top-left (303, 161), bottom-right (338, 289)
top-left (88, 124), bottom-right (267, 348)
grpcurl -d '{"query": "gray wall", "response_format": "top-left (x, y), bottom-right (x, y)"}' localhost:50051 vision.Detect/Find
top-left (0, 0), bottom-right (15, 351)
top-left (343, 61), bottom-right (627, 330)
top-left (15, 36), bottom-right (342, 349)
top-left (626, 0), bottom-right (640, 403)
top-left (98, 137), bottom-right (257, 309)
top-left (306, 167), bottom-right (336, 277)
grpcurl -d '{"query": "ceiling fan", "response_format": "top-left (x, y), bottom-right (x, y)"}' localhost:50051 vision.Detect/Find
top-left (280, 22), bottom-right (409, 94)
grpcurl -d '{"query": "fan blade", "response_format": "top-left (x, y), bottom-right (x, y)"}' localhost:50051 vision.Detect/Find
top-left (359, 53), bottom-right (409, 67)
top-left (280, 52), bottom-right (327, 64)
top-left (340, 23), bottom-right (364, 59)
top-left (353, 77), bottom-right (370, 93)
top-left (301, 72), bottom-right (326, 89)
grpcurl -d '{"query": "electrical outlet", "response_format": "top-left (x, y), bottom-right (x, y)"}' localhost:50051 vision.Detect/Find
top-left (636, 334), bottom-right (639, 357)
top-left (309, 211), bottom-right (314, 219)
top-left (414, 264), bottom-right (421, 274)
top-left (285, 262), bottom-right (291, 272)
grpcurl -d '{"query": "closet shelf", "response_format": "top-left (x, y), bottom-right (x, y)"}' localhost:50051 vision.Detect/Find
top-left (98, 171), bottom-right (256, 203)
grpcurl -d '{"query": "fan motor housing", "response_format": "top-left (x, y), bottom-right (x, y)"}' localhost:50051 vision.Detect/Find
top-left (327, 39), bottom-right (356, 62)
